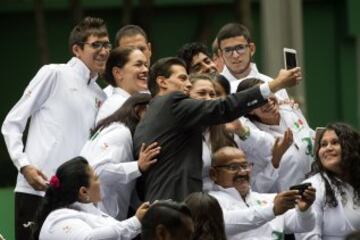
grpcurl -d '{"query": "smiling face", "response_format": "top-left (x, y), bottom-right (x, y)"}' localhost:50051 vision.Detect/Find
top-left (190, 79), bottom-right (216, 100)
top-left (190, 52), bottom-right (218, 75)
top-left (318, 130), bottom-right (342, 175)
top-left (73, 34), bottom-right (111, 76)
top-left (115, 49), bottom-right (148, 94)
top-left (159, 65), bottom-right (192, 96)
top-left (250, 96), bottom-right (280, 125)
top-left (210, 147), bottom-right (251, 198)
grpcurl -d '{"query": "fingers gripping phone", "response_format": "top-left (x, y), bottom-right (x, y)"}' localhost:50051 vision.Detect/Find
top-left (289, 183), bottom-right (312, 196)
top-left (283, 48), bottom-right (297, 70)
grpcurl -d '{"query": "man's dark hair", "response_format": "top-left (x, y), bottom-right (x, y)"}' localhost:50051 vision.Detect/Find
top-left (148, 57), bottom-right (186, 97)
top-left (68, 16), bottom-right (108, 54)
top-left (103, 47), bottom-right (137, 87)
top-left (216, 23), bottom-right (252, 48)
top-left (141, 200), bottom-right (193, 240)
top-left (114, 24), bottom-right (149, 48)
top-left (177, 42), bottom-right (210, 73)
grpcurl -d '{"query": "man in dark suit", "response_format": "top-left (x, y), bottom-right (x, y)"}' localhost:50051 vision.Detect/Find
top-left (133, 57), bottom-right (301, 202)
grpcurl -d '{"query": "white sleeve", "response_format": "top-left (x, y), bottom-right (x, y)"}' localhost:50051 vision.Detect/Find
top-left (1, 65), bottom-right (57, 171)
top-left (295, 180), bottom-right (324, 239)
top-left (42, 215), bottom-right (141, 240)
top-left (223, 204), bottom-right (275, 234)
top-left (283, 207), bottom-right (316, 234)
top-left (84, 127), bottom-right (141, 185)
top-left (251, 161), bottom-right (279, 193)
top-left (235, 117), bottom-right (275, 165)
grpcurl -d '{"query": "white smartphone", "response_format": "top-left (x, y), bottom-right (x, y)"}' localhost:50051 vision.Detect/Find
top-left (283, 48), bottom-right (297, 69)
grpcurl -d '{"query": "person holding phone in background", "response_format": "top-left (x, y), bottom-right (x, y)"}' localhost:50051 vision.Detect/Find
top-left (296, 122), bottom-right (360, 240)
top-left (208, 146), bottom-right (316, 240)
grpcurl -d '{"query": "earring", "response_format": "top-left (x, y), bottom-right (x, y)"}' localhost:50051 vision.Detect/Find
top-left (85, 195), bottom-right (90, 202)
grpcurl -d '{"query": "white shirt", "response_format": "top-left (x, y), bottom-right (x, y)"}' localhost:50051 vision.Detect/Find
top-left (96, 87), bottom-right (131, 123)
top-left (39, 202), bottom-right (141, 240)
top-left (103, 85), bottom-right (114, 97)
top-left (221, 63), bottom-right (289, 100)
top-left (202, 131), bottom-right (214, 191)
top-left (81, 122), bottom-right (141, 220)
top-left (1, 57), bottom-right (106, 196)
top-left (209, 184), bottom-right (315, 240)
top-left (233, 121), bottom-right (279, 193)
top-left (253, 104), bottom-right (315, 192)
top-left (296, 173), bottom-right (360, 240)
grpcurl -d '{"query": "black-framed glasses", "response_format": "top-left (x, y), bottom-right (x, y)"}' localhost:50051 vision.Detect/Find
top-left (214, 162), bottom-right (253, 172)
top-left (81, 41), bottom-right (112, 50)
top-left (222, 44), bottom-right (249, 57)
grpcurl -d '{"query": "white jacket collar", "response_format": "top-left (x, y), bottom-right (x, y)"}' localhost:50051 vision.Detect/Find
top-left (67, 57), bottom-right (98, 84)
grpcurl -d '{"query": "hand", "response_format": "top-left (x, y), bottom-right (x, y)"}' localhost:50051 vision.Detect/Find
top-left (224, 119), bottom-right (246, 135)
top-left (296, 187), bottom-right (316, 212)
top-left (21, 165), bottom-right (48, 191)
top-left (135, 201), bottom-right (151, 221)
top-left (138, 142), bottom-right (160, 172)
top-left (271, 128), bottom-right (293, 168)
top-left (269, 67), bottom-right (302, 93)
top-left (273, 190), bottom-right (300, 215)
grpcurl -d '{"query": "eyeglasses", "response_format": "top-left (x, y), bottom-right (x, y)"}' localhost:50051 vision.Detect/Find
top-left (81, 41), bottom-right (112, 50)
top-left (214, 162), bottom-right (253, 172)
top-left (222, 44), bottom-right (249, 57)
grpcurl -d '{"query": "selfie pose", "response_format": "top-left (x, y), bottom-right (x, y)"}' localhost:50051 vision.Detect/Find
top-left (296, 122), bottom-right (360, 240)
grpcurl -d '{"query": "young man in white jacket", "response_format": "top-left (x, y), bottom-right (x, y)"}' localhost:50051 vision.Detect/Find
top-left (1, 16), bottom-right (109, 239)
top-left (209, 146), bottom-right (316, 240)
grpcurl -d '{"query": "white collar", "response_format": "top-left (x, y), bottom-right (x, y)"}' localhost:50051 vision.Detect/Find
top-left (213, 183), bottom-right (252, 202)
top-left (113, 87), bottom-right (132, 98)
top-left (70, 202), bottom-right (108, 217)
top-left (221, 63), bottom-right (259, 81)
top-left (67, 57), bottom-right (98, 84)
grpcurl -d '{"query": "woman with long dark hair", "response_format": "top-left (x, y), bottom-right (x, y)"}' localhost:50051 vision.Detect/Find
top-left (185, 192), bottom-right (227, 240)
top-left (32, 157), bottom-right (149, 239)
top-left (296, 122), bottom-right (360, 239)
top-left (81, 93), bottom-right (160, 220)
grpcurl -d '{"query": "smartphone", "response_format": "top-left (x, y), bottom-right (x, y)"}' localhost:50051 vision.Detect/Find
top-left (289, 183), bottom-right (312, 196)
top-left (283, 48), bottom-right (297, 70)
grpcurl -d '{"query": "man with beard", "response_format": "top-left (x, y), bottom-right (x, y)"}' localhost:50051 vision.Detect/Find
top-left (134, 56), bottom-right (302, 202)
top-left (2, 16), bottom-right (109, 239)
top-left (209, 146), bottom-right (316, 240)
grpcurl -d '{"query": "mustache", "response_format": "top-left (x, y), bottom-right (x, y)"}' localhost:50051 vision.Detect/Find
top-left (233, 175), bottom-right (249, 182)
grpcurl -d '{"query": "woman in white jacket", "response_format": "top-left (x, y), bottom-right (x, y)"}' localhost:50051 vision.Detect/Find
top-left (81, 93), bottom-right (160, 220)
top-left (236, 78), bottom-right (315, 192)
top-left (296, 122), bottom-right (360, 239)
top-left (32, 157), bottom-right (149, 240)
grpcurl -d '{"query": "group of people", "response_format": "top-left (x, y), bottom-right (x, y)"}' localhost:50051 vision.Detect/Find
top-left (2, 16), bottom-right (360, 240)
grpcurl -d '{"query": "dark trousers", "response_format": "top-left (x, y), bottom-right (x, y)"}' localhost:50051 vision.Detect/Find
top-left (15, 192), bottom-right (43, 240)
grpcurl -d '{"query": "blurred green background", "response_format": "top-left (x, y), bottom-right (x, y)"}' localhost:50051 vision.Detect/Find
top-left (1, 0), bottom-right (360, 239)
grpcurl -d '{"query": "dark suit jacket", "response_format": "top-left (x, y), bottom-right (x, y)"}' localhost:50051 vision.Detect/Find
top-left (133, 86), bottom-right (266, 202)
